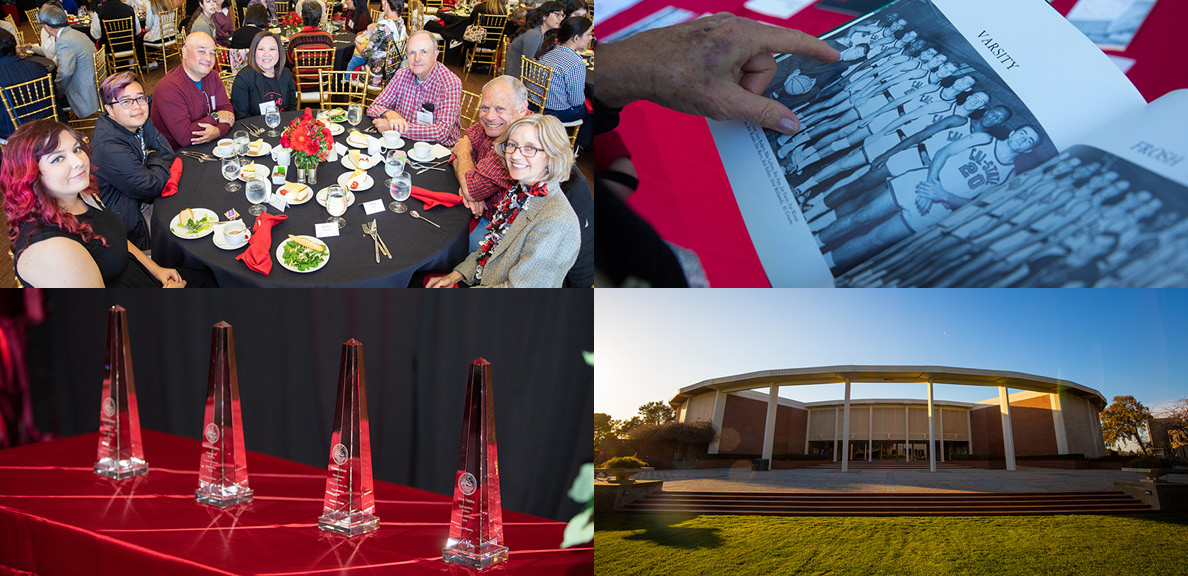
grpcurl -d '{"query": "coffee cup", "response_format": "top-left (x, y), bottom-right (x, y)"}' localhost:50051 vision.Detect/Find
top-left (222, 220), bottom-right (249, 246)
top-left (274, 146), bottom-right (291, 167)
top-left (216, 139), bottom-right (234, 156)
top-left (383, 130), bottom-right (401, 149)
top-left (367, 138), bottom-right (382, 157)
top-left (412, 141), bottom-right (431, 160)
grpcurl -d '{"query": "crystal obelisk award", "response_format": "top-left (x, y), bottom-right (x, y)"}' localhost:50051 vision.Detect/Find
top-left (318, 339), bottom-right (379, 536)
top-left (94, 305), bottom-right (149, 479)
top-left (443, 358), bottom-right (507, 569)
top-left (195, 321), bottom-right (253, 507)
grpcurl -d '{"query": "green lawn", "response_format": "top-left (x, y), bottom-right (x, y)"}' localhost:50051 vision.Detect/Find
top-left (595, 513), bottom-right (1188, 575)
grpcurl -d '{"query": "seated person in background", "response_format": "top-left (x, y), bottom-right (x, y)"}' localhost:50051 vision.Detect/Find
top-left (0, 30), bottom-right (52, 139)
top-left (149, 32), bottom-right (234, 149)
top-left (286, 0), bottom-right (333, 62)
top-left (505, 1), bottom-right (563, 80)
top-left (0, 15), bottom-right (19, 39)
top-left (563, 0), bottom-right (586, 19)
top-left (17, 2), bottom-right (62, 59)
top-left (2, 119), bottom-right (188, 287)
top-left (231, 32), bottom-right (296, 119)
top-left (144, 0), bottom-right (180, 47)
top-left (340, 0), bottom-right (371, 34)
top-left (230, 3), bottom-right (269, 49)
top-left (190, 0), bottom-right (233, 46)
top-left (91, 0), bottom-right (147, 69)
top-left (536, 16), bottom-right (592, 146)
top-left (428, 114), bottom-right (579, 288)
top-left (246, 0), bottom-right (276, 20)
top-left (41, 5), bottom-right (100, 120)
top-left (366, 31), bottom-right (462, 145)
top-left (360, 0), bottom-right (408, 88)
top-left (505, 6), bottom-right (527, 39)
top-left (92, 72), bottom-right (177, 252)
top-left (453, 76), bottom-right (592, 286)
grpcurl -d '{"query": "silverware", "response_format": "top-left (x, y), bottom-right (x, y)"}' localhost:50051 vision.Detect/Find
top-left (243, 124), bottom-right (264, 137)
top-left (362, 221), bottom-right (379, 263)
top-left (409, 210), bottom-right (440, 228)
top-left (372, 220), bottom-right (391, 258)
top-left (416, 166), bottom-right (446, 174)
top-left (180, 151), bottom-right (217, 162)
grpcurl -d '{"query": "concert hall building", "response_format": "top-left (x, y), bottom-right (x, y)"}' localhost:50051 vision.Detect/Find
top-left (669, 366), bottom-right (1108, 471)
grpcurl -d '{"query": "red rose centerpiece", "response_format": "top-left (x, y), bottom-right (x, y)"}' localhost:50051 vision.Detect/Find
top-left (280, 108), bottom-right (333, 184)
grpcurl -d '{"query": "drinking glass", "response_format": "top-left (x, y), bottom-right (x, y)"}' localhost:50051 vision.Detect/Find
top-left (222, 156), bottom-right (242, 192)
top-left (233, 130), bottom-right (250, 159)
top-left (346, 104), bottom-right (363, 128)
top-left (384, 150), bottom-right (406, 188)
top-left (388, 172), bottom-right (411, 214)
top-left (265, 109), bottom-right (282, 137)
top-left (246, 177), bottom-right (269, 216)
top-left (326, 186), bottom-right (349, 228)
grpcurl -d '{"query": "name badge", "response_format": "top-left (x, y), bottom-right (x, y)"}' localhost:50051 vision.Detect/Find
top-left (314, 222), bottom-right (340, 238)
top-left (416, 108), bottom-right (434, 125)
top-left (259, 101), bottom-right (278, 116)
top-left (362, 199), bottom-right (385, 214)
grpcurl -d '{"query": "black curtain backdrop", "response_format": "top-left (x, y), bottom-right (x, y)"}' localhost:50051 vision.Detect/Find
top-left (24, 289), bottom-right (593, 523)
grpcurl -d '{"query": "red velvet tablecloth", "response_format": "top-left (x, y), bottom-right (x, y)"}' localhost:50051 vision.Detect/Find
top-left (599, 0), bottom-right (1188, 286)
top-left (0, 431), bottom-right (592, 576)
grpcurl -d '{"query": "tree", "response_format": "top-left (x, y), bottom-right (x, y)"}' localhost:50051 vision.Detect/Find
top-left (614, 416), bottom-right (644, 437)
top-left (594, 413), bottom-right (614, 447)
top-left (637, 401), bottom-right (676, 426)
top-left (1100, 395), bottom-right (1152, 454)
top-left (1154, 397), bottom-right (1188, 448)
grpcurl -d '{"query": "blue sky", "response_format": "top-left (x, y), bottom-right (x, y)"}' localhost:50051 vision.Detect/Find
top-left (595, 290), bottom-right (1188, 420)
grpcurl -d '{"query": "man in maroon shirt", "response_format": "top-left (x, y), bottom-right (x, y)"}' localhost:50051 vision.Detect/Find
top-left (149, 32), bottom-right (234, 150)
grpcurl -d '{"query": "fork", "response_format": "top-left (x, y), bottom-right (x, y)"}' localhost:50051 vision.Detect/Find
top-left (362, 221), bottom-right (380, 263)
top-left (371, 220), bottom-right (392, 258)
top-left (180, 151), bottom-right (216, 162)
top-left (243, 124), bottom-right (264, 137)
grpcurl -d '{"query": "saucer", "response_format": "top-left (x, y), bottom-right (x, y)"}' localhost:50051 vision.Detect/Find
top-left (212, 223), bottom-right (251, 250)
top-left (409, 148), bottom-right (433, 161)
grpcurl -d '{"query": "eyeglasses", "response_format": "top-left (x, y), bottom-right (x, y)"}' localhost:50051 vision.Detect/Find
top-left (501, 142), bottom-right (542, 158)
top-left (109, 96), bottom-right (148, 109)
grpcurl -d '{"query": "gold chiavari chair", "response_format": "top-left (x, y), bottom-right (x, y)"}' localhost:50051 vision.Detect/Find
top-left (369, 7), bottom-right (382, 22)
top-left (24, 8), bottom-right (41, 38)
top-left (4, 15), bottom-right (23, 44)
top-left (458, 89), bottom-right (480, 131)
top-left (292, 47), bottom-right (335, 105)
top-left (520, 55), bottom-right (551, 113)
top-left (462, 13), bottom-right (507, 82)
top-left (93, 46), bottom-right (109, 101)
top-left (564, 119), bottom-right (581, 150)
top-left (319, 69), bottom-right (367, 108)
top-left (422, 0), bottom-right (441, 15)
top-left (275, 0), bottom-right (291, 15)
top-left (1, 74), bottom-right (59, 131)
top-left (497, 35), bottom-right (509, 76)
top-left (102, 16), bottom-right (143, 78)
top-left (143, 9), bottom-right (182, 72)
top-left (216, 45), bottom-right (250, 76)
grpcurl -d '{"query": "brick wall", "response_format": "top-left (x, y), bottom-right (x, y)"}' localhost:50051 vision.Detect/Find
top-left (720, 395), bottom-right (807, 455)
top-left (970, 406), bottom-right (1003, 456)
top-left (1010, 394), bottom-right (1059, 456)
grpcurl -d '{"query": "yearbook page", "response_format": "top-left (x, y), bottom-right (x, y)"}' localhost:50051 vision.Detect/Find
top-left (707, 0), bottom-right (1145, 286)
top-left (839, 89), bottom-right (1188, 287)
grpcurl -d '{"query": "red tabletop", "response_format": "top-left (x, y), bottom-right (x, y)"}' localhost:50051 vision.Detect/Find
top-left (600, 0), bottom-right (1188, 286)
top-left (0, 430), bottom-right (592, 576)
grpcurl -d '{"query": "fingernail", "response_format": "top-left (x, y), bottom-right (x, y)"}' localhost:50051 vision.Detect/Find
top-left (777, 117), bottom-right (800, 135)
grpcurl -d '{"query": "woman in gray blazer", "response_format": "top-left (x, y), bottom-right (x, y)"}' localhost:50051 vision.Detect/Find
top-left (428, 114), bottom-right (580, 288)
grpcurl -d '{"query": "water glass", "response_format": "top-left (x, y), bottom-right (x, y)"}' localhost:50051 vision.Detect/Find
top-left (388, 172), bottom-right (411, 214)
top-left (233, 130), bottom-right (250, 158)
top-left (326, 186), bottom-right (349, 228)
top-left (384, 150), bottom-right (406, 188)
top-left (246, 177), bottom-right (269, 216)
top-left (346, 104), bottom-right (362, 128)
top-left (222, 156), bottom-right (242, 192)
top-left (265, 110), bottom-right (282, 137)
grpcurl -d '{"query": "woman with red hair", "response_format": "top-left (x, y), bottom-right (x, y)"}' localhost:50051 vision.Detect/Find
top-left (3, 119), bottom-right (187, 287)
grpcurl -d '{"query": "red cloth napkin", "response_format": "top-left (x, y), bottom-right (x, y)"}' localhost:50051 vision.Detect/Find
top-left (411, 185), bottom-right (463, 209)
top-left (234, 213), bottom-right (287, 275)
top-left (161, 158), bottom-right (184, 197)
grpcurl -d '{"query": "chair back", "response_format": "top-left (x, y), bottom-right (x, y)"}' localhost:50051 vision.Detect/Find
top-left (145, 9), bottom-right (182, 72)
top-left (1, 74), bottom-right (60, 130)
top-left (407, 0), bottom-right (423, 32)
top-left (319, 70), bottom-right (367, 108)
top-left (230, 0), bottom-right (240, 27)
top-left (497, 35), bottom-right (509, 76)
top-left (103, 16), bottom-right (142, 76)
top-left (462, 13), bottom-right (507, 81)
top-left (4, 15), bottom-right (23, 44)
top-left (216, 46), bottom-right (250, 76)
top-left (275, 0), bottom-right (290, 15)
top-left (519, 56), bottom-right (552, 111)
top-left (459, 89), bottom-right (480, 131)
top-left (369, 8), bottom-right (382, 22)
top-left (476, 13), bottom-right (507, 44)
top-left (24, 8), bottom-right (41, 38)
top-left (292, 47), bottom-right (335, 103)
top-left (93, 46), bottom-right (109, 101)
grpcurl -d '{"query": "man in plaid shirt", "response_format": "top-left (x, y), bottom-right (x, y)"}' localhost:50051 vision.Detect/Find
top-left (366, 31), bottom-right (463, 146)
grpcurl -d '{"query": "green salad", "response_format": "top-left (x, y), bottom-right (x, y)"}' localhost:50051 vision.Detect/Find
top-left (327, 108), bottom-right (347, 123)
top-left (282, 239), bottom-right (328, 271)
top-left (179, 214), bottom-right (212, 235)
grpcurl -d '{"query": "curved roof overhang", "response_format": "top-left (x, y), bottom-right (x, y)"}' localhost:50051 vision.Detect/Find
top-left (669, 365), bottom-right (1106, 411)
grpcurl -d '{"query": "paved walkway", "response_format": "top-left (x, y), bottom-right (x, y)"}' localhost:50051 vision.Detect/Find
top-left (618, 467), bottom-right (1188, 493)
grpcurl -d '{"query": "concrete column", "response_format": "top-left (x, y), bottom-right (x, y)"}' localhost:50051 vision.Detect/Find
top-left (999, 386), bottom-right (1016, 471)
top-left (841, 379), bottom-right (852, 472)
top-left (804, 409), bottom-right (811, 455)
top-left (1088, 399), bottom-right (1105, 458)
top-left (905, 405), bottom-right (910, 462)
top-left (927, 380), bottom-right (936, 472)
top-left (707, 390), bottom-right (727, 455)
top-left (939, 407), bottom-right (945, 463)
top-left (967, 409), bottom-right (973, 456)
top-left (868, 404), bottom-right (873, 462)
top-left (833, 406), bottom-right (839, 462)
top-left (1050, 391), bottom-right (1069, 455)
top-left (761, 382), bottom-right (779, 462)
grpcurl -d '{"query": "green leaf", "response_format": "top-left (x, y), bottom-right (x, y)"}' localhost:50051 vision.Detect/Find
top-left (582, 351), bottom-right (593, 366)
top-left (568, 463), bottom-right (593, 503)
top-left (560, 504), bottom-right (593, 549)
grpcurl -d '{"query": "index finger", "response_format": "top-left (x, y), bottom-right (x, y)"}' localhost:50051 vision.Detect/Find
top-left (748, 20), bottom-right (840, 64)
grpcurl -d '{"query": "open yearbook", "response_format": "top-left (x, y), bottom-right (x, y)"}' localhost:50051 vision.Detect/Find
top-left (708, 0), bottom-right (1187, 287)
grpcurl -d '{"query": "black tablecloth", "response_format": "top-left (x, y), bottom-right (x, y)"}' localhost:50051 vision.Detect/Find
top-left (332, 30), bottom-right (355, 71)
top-left (150, 111), bottom-right (471, 287)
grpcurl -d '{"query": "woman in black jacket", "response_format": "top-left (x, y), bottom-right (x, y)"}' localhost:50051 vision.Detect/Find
top-left (230, 31), bottom-right (298, 119)
top-left (229, 3), bottom-right (270, 49)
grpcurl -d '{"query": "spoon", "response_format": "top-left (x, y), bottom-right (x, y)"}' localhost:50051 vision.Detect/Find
top-left (409, 210), bottom-right (440, 228)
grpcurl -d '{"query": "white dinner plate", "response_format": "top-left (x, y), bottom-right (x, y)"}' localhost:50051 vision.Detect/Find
top-left (337, 171), bottom-right (374, 191)
top-left (276, 235), bottom-right (330, 273)
top-left (238, 163), bottom-right (270, 181)
top-left (316, 187), bottom-right (356, 207)
top-left (326, 123), bottom-right (345, 136)
top-left (345, 132), bottom-right (372, 148)
top-left (169, 208), bottom-right (219, 239)
top-left (246, 142), bottom-right (273, 157)
top-left (277, 182), bottom-right (314, 205)
top-left (341, 152), bottom-right (377, 170)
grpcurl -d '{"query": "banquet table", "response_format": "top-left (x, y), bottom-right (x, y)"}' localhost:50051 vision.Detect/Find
top-left (150, 111), bottom-right (472, 287)
top-left (599, 0), bottom-right (1188, 287)
top-left (0, 430), bottom-right (593, 576)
